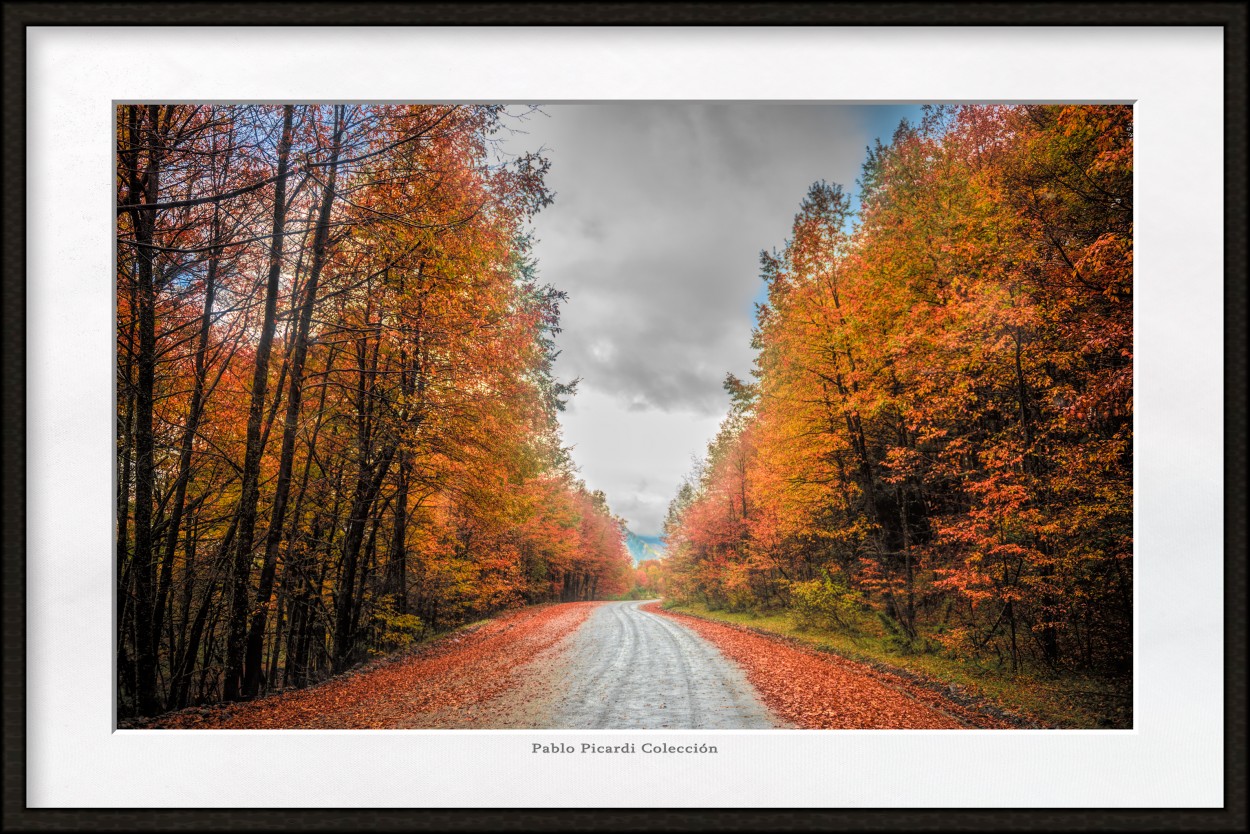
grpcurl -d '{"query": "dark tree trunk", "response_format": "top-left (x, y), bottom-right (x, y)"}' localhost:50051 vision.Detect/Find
top-left (127, 104), bottom-right (164, 716)
top-left (169, 514), bottom-right (238, 709)
top-left (243, 106), bottom-right (344, 698)
top-left (280, 354), bottom-right (335, 688)
top-left (153, 204), bottom-right (223, 669)
top-left (224, 105), bottom-right (294, 702)
top-left (332, 441), bottom-right (398, 671)
top-left (116, 265), bottom-right (138, 707)
top-left (385, 453), bottom-right (410, 614)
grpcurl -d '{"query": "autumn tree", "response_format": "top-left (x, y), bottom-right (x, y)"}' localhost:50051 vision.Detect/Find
top-left (664, 105), bottom-right (1133, 677)
top-left (115, 104), bottom-right (630, 717)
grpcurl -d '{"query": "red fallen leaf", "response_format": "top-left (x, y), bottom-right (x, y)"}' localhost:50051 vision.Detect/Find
top-left (145, 603), bottom-right (598, 730)
top-left (646, 603), bottom-right (1009, 730)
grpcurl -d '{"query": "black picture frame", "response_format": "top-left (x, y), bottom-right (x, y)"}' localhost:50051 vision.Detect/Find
top-left (3, 2), bottom-right (1245, 831)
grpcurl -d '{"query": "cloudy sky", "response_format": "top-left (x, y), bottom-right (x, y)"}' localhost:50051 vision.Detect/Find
top-left (498, 104), bottom-right (923, 538)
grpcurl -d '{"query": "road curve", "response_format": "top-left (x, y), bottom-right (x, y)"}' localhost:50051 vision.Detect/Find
top-left (525, 600), bottom-right (783, 729)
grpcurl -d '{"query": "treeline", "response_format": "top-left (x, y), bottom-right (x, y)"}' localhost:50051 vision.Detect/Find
top-left (618, 559), bottom-right (667, 600)
top-left (116, 104), bottom-right (631, 718)
top-left (663, 105), bottom-right (1132, 675)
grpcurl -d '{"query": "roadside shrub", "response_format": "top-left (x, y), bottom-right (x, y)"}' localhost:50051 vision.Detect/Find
top-left (876, 610), bottom-right (917, 654)
top-left (368, 596), bottom-right (426, 656)
top-left (790, 573), bottom-right (863, 632)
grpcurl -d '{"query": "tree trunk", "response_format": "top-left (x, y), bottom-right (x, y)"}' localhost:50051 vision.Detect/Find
top-left (332, 441), bottom-right (398, 671)
top-left (224, 105), bottom-right (294, 701)
top-left (243, 106), bottom-right (344, 698)
top-left (127, 104), bottom-right (164, 716)
top-left (385, 452), bottom-right (410, 613)
top-left (153, 203), bottom-right (223, 668)
top-left (115, 265), bottom-right (138, 708)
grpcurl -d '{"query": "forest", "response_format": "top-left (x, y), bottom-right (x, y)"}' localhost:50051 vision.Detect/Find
top-left (661, 105), bottom-right (1133, 686)
top-left (115, 104), bottom-right (633, 718)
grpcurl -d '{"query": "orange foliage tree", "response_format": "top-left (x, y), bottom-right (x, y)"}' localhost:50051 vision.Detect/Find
top-left (663, 105), bottom-right (1132, 675)
top-left (115, 104), bottom-right (631, 716)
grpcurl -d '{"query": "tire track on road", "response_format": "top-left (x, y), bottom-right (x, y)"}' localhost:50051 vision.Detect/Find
top-left (638, 603), bottom-right (702, 727)
top-left (589, 598), bottom-right (642, 727)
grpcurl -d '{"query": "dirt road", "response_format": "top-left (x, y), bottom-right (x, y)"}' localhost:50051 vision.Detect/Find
top-left (145, 600), bottom-right (999, 730)
top-left (484, 600), bottom-right (783, 728)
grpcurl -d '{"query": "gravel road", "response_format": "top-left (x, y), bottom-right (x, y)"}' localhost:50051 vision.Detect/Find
top-left (146, 599), bottom-right (984, 730)
top-left (515, 600), bottom-right (784, 729)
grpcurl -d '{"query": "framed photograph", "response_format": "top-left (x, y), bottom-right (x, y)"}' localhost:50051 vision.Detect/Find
top-left (9, 3), bottom-right (1242, 829)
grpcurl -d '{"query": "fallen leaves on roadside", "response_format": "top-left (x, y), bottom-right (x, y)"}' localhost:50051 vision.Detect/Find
top-left (144, 603), bottom-right (598, 729)
top-left (647, 603), bottom-right (1012, 729)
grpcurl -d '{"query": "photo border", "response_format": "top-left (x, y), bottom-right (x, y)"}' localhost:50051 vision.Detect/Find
top-left (6, 2), bottom-right (1245, 830)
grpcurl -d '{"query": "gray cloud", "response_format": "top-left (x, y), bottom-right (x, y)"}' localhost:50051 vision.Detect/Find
top-left (498, 104), bottom-right (922, 535)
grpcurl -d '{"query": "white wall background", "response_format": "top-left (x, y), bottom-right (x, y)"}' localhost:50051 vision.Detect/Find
top-left (26, 26), bottom-right (1224, 808)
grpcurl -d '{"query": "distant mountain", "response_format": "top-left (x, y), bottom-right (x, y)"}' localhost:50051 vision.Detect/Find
top-left (624, 530), bottom-right (666, 565)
